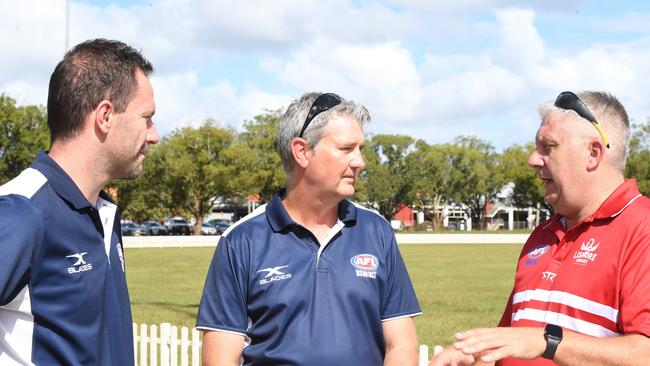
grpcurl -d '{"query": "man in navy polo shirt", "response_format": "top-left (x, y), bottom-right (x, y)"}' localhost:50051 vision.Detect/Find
top-left (0, 39), bottom-right (159, 365)
top-left (197, 92), bottom-right (422, 365)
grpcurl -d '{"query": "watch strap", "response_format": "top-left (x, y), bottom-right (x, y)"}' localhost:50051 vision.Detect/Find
top-left (542, 324), bottom-right (563, 360)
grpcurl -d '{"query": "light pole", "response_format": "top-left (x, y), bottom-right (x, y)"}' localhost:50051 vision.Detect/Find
top-left (65, 0), bottom-right (70, 52)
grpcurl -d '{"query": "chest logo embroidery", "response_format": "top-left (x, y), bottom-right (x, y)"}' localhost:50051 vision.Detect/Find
top-left (573, 238), bottom-right (599, 265)
top-left (257, 265), bottom-right (292, 285)
top-left (351, 254), bottom-right (379, 279)
top-left (525, 244), bottom-right (549, 266)
top-left (66, 252), bottom-right (93, 274)
top-left (541, 271), bottom-right (557, 282)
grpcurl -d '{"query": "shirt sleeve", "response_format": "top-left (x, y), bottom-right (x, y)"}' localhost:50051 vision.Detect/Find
top-left (380, 229), bottom-right (422, 320)
top-left (618, 220), bottom-right (650, 336)
top-left (196, 235), bottom-right (249, 334)
top-left (0, 194), bottom-right (44, 306)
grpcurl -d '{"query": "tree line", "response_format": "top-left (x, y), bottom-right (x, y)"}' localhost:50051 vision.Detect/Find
top-left (3, 94), bottom-right (650, 233)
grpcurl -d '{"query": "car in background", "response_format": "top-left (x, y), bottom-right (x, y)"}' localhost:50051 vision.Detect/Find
top-left (206, 219), bottom-right (232, 234)
top-left (141, 220), bottom-right (168, 235)
top-left (164, 217), bottom-right (192, 235)
top-left (200, 222), bottom-right (218, 235)
top-left (121, 222), bottom-right (149, 236)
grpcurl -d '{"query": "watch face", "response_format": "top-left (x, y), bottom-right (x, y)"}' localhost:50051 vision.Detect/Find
top-left (545, 324), bottom-right (563, 338)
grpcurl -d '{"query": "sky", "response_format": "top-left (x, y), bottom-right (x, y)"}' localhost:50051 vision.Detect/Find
top-left (2, 0), bottom-right (650, 151)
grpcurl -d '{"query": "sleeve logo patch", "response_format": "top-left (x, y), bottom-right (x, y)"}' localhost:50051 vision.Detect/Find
top-left (351, 254), bottom-right (379, 279)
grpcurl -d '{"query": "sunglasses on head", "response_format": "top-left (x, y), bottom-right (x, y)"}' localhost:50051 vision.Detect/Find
top-left (298, 93), bottom-right (342, 138)
top-left (554, 91), bottom-right (610, 148)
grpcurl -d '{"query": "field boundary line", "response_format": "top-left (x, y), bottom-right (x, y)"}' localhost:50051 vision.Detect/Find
top-left (123, 233), bottom-right (529, 248)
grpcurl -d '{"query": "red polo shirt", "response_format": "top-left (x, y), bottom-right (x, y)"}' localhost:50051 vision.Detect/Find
top-left (498, 179), bottom-right (650, 365)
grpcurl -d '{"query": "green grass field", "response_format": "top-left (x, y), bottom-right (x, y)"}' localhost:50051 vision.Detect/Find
top-left (126, 244), bottom-right (521, 347)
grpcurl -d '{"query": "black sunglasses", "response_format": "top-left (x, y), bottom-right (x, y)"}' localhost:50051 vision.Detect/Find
top-left (554, 91), bottom-right (610, 148)
top-left (298, 93), bottom-right (342, 138)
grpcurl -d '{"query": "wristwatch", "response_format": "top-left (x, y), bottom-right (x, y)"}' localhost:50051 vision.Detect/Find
top-left (542, 324), bottom-right (563, 359)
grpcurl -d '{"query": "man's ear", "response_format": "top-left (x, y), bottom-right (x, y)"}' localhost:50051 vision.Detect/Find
top-left (95, 100), bottom-right (113, 134)
top-left (586, 139), bottom-right (605, 172)
top-left (290, 137), bottom-right (311, 169)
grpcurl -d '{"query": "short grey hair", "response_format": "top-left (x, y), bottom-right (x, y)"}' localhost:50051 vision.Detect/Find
top-left (538, 91), bottom-right (630, 172)
top-left (278, 92), bottom-right (371, 175)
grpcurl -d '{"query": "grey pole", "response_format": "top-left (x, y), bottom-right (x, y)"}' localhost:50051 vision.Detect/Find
top-left (65, 0), bottom-right (70, 51)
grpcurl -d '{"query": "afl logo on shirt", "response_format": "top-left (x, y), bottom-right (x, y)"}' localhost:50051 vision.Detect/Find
top-left (525, 244), bottom-right (549, 266)
top-left (351, 254), bottom-right (379, 279)
top-left (66, 252), bottom-right (93, 274)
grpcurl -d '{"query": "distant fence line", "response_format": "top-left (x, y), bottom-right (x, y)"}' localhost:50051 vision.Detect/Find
top-left (133, 322), bottom-right (442, 366)
top-left (123, 233), bottom-right (530, 249)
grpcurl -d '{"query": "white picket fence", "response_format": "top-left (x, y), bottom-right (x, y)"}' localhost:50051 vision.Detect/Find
top-left (133, 323), bottom-right (443, 366)
top-left (133, 323), bottom-right (201, 366)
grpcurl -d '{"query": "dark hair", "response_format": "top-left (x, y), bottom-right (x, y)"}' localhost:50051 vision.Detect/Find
top-left (47, 38), bottom-right (153, 142)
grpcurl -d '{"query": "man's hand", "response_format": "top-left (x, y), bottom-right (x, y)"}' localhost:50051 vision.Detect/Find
top-left (428, 346), bottom-right (476, 366)
top-left (452, 327), bottom-right (545, 363)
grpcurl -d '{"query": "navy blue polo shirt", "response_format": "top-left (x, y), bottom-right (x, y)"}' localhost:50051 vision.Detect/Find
top-left (197, 190), bottom-right (421, 365)
top-left (0, 152), bottom-right (133, 365)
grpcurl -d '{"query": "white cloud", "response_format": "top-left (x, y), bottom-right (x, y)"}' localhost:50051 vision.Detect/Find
top-left (0, 0), bottom-right (65, 85)
top-left (265, 39), bottom-right (424, 138)
top-left (3, 0), bottom-right (650, 151)
top-left (493, 9), bottom-right (545, 72)
top-left (150, 72), bottom-right (292, 135)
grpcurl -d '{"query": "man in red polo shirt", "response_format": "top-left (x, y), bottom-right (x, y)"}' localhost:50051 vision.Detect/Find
top-left (431, 91), bottom-right (650, 366)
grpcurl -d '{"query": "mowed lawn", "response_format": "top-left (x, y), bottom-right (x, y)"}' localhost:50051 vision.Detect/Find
top-left (126, 244), bottom-right (521, 347)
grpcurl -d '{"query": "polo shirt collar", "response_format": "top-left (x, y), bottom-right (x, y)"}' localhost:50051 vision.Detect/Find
top-left (266, 189), bottom-right (358, 232)
top-left (31, 151), bottom-right (93, 210)
top-left (591, 179), bottom-right (642, 219)
top-left (543, 179), bottom-right (642, 236)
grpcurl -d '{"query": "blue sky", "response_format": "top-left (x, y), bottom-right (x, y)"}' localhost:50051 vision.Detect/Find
top-left (2, 0), bottom-right (650, 150)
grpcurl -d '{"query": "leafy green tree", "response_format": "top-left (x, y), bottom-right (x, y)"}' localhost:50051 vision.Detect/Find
top-left (405, 141), bottom-right (459, 229)
top-left (358, 134), bottom-right (414, 220)
top-left (154, 120), bottom-right (239, 234)
top-left (501, 143), bottom-right (544, 208)
top-left (0, 95), bottom-right (49, 184)
top-left (234, 110), bottom-right (285, 201)
top-left (450, 136), bottom-right (506, 225)
top-left (626, 119), bottom-right (650, 195)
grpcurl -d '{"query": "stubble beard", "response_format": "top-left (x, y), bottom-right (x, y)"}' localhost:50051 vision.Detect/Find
top-left (111, 147), bottom-right (147, 180)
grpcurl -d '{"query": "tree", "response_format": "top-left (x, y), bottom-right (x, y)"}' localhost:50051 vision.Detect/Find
top-left (0, 95), bottom-right (49, 184)
top-left (358, 134), bottom-right (415, 220)
top-left (449, 136), bottom-right (506, 226)
top-left (405, 141), bottom-right (459, 229)
top-left (501, 143), bottom-right (545, 208)
top-left (626, 119), bottom-right (650, 195)
top-left (154, 120), bottom-right (239, 234)
top-left (234, 110), bottom-right (286, 201)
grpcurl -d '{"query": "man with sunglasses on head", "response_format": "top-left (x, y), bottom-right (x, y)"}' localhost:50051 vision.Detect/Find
top-left (197, 92), bottom-right (421, 366)
top-left (431, 91), bottom-right (650, 366)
